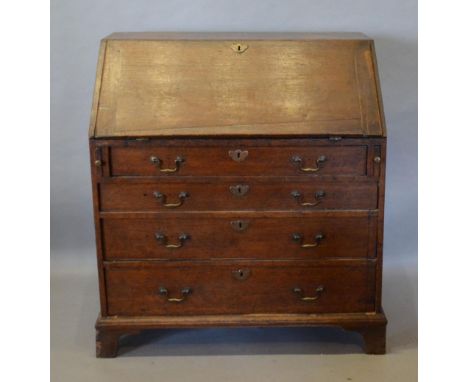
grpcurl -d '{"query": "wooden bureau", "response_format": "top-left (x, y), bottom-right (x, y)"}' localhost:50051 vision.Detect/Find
top-left (89, 32), bottom-right (387, 357)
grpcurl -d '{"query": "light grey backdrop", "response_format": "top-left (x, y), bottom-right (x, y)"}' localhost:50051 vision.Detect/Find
top-left (51, 1), bottom-right (417, 379)
top-left (51, 0), bottom-right (417, 265)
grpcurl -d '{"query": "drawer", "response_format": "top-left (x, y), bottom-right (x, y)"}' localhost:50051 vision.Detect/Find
top-left (99, 179), bottom-right (377, 212)
top-left (105, 261), bottom-right (376, 316)
top-left (108, 144), bottom-right (367, 177)
top-left (101, 213), bottom-right (377, 260)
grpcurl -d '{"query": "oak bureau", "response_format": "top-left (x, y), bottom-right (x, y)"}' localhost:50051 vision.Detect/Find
top-left (89, 32), bottom-right (387, 357)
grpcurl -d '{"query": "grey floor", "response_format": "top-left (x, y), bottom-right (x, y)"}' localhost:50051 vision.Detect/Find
top-left (51, 252), bottom-right (417, 382)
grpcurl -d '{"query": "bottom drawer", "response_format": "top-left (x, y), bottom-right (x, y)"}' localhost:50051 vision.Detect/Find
top-left (105, 261), bottom-right (375, 316)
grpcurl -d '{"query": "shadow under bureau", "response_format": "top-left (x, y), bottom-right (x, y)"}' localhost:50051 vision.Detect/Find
top-left (89, 32), bottom-right (387, 357)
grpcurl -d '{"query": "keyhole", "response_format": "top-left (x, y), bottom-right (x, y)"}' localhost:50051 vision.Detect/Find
top-left (230, 219), bottom-right (249, 232)
top-left (236, 151), bottom-right (241, 159)
top-left (232, 268), bottom-right (250, 280)
top-left (236, 185), bottom-right (242, 193)
top-left (237, 45), bottom-right (241, 51)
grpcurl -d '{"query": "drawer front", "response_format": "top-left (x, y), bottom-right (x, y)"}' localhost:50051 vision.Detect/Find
top-left (105, 261), bottom-right (375, 316)
top-left (102, 214), bottom-right (377, 260)
top-left (109, 145), bottom-right (367, 177)
top-left (99, 180), bottom-right (377, 212)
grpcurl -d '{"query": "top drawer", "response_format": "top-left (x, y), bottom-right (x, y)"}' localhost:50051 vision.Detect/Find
top-left (104, 142), bottom-right (368, 177)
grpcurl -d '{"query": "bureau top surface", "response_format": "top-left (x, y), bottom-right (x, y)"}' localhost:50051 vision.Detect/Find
top-left (90, 32), bottom-right (386, 138)
top-left (104, 32), bottom-right (372, 40)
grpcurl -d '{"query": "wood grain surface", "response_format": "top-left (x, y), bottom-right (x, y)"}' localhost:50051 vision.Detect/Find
top-left (91, 36), bottom-right (383, 138)
top-left (98, 178), bottom-right (378, 212)
top-left (101, 213), bottom-right (377, 260)
top-left (88, 33), bottom-right (388, 356)
top-left (104, 260), bottom-right (376, 316)
top-left (110, 144), bottom-right (367, 177)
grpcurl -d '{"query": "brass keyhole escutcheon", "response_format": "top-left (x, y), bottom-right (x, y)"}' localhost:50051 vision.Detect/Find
top-left (231, 43), bottom-right (248, 54)
top-left (232, 269), bottom-right (251, 281)
top-left (230, 184), bottom-right (250, 197)
top-left (229, 149), bottom-right (248, 162)
top-left (230, 220), bottom-right (250, 232)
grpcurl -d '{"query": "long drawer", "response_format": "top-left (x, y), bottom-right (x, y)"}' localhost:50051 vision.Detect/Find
top-left (101, 213), bottom-right (377, 260)
top-left (108, 144), bottom-right (368, 177)
top-left (105, 261), bottom-right (376, 316)
top-left (99, 179), bottom-right (377, 212)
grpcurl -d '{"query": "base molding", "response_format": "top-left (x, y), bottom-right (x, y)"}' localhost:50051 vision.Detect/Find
top-left (95, 311), bottom-right (387, 357)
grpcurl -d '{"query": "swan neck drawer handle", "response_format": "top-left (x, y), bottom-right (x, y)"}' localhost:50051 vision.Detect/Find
top-left (149, 156), bottom-right (185, 173)
top-left (293, 286), bottom-right (324, 301)
top-left (159, 287), bottom-right (192, 302)
top-left (291, 190), bottom-right (326, 207)
top-left (291, 155), bottom-right (327, 172)
top-left (292, 233), bottom-right (324, 248)
top-left (153, 191), bottom-right (189, 208)
top-left (155, 233), bottom-right (190, 248)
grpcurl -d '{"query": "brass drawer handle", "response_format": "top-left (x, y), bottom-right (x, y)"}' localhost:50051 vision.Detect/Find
top-left (155, 233), bottom-right (190, 248)
top-left (292, 233), bottom-right (324, 248)
top-left (149, 156), bottom-right (185, 173)
top-left (153, 191), bottom-right (189, 208)
top-left (291, 190), bottom-right (326, 207)
top-left (291, 155), bottom-right (327, 172)
top-left (293, 286), bottom-right (324, 301)
top-left (159, 287), bottom-right (192, 303)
